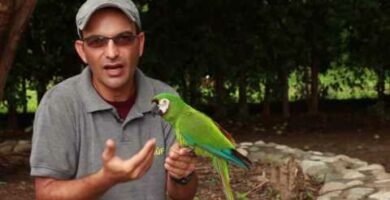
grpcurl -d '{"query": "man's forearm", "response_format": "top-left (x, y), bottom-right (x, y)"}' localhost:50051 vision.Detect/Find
top-left (35, 169), bottom-right (115, 200)
top-left (167, 173), bottom-right (198, 200)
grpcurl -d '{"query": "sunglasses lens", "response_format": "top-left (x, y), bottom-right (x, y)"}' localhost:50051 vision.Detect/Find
top-left (114, 34), bottom-right (137, 46)
top-left (83, 32), bottom-right (138, 48)
top-left (85, 36), bottom-right (108, 48)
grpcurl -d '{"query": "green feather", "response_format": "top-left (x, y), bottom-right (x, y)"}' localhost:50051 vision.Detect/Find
top-left (153, 93), bottom-right (252, 200)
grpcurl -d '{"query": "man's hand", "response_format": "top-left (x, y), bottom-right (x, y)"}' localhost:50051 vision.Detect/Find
top-left (100, 138), bottom-right (156, 183)
top-left (165, 143), bottom-right (197, 179)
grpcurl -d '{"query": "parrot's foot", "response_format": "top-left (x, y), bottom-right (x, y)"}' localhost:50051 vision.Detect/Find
top-left (180, 145), bottom-right (196, 157)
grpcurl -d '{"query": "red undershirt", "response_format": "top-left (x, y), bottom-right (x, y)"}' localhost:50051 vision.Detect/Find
top-left (105, 92), bottom-right (137, 120)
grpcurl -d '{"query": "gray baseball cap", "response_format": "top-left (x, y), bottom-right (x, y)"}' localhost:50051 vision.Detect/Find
top-left (76, 0), bottom-right (141, 37)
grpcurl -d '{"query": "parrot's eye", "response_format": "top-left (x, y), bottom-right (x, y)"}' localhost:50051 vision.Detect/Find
top-left (161, 99), bottom-right (169, 105)
top-left (158, 98), bottom-right (170, 114)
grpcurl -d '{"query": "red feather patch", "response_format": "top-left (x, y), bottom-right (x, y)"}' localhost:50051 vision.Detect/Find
top-left (213, 121), bottom-right (236, 145)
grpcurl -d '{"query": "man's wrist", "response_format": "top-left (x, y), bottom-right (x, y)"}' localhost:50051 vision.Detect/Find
top-left (170, 171), bottom-right (195, 185)
top-left (97, 168), bottom-right (118, 186)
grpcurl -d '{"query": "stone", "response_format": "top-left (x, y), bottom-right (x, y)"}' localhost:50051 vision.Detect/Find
top-left (301, 160), bottom-right (329, 177)
top-left (317, 191), bottom-right (342, 200)
top-left (261, 154), bottom-right (286, 165)
top-left (343, 170), bottom-right (366, 179)
top-left (370, 179), bottom-right (390, 191)
top-left (248, 146), bottom-right (260, 152)
top-left (374, 172), bottom-right (390, 181)
top-left (311, 151), bottom-right (324, 156)
top-left (310, 155), bottom-right (327, 161)
top-left (280, 147), bottom-right (296, 155)
top-left (232, 140), bottom-right (388, 200)
top-left (369, 190), bottom-right (390, 199)
top-left (275, 145), bottom-right (289, 150)
top-left (358, 164), bottom-right (385, 173)
top-left (320, 182), bottom-right (347, 194)
top-left (0, 140), bottom-right (17, 154)
top-left (346, 180), bottom-right (364, 187)
top-left (345, 187), bottom-right (376, 200)
top-left (324, 172), bottom-right (343, 182)
top-left (13, 140), bottom-right (31, 153)
top-left (327, 155), bottom-right (367, 170)
top-left (375, 179), bottom-right (390, 184)
top-left (239, 142), bottom-right (253, 147)
top-left (254, 140), bottom-right (265, 145)
top-left (248, 151), bottom-right (267, 162)
top-left (265, 142), bottom-right (278, 148)
top-left (236, 148), bottom-right (249, 157)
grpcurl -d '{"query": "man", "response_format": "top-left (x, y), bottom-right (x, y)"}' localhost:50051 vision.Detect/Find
top-left (29, 0), bottom-right (198, 199)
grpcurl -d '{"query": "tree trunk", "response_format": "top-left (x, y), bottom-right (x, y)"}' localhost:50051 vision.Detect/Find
top-left (180, 69), bottom-right (189, 103)
top-left (281, 70), bottom-right (290, 119)
top-left (376, 67), bottom-right (385, 102)
top-left (262, 78), bottom-right (271, 126)
top-left (308, 59), bottom-right (319, 115)
top-left (188, 72), bottom-right (198, 106)
top-left (214, 69), bottom-right (227, 118)
top-left (6, 95), bottom-right (17, 130)
top-left (238, 70), bottom-right (248, 118)
top-left (36, 81), bottom-right (47, 104)
top-left (303, 66), bottom-right (310, 110)
top-left (22, 76), bottom-right (27, 113)
top-left (0, 0), bottom-right (37, 100)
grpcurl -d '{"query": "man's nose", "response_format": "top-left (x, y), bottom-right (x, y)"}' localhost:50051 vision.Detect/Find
top-left (105, 39), bottom-right (119, 59)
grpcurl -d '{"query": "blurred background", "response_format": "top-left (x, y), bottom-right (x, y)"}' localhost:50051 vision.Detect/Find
top-left (0, 0), bottom-right (390, 198)
top-left (1, 0), bottom-right (389, 131)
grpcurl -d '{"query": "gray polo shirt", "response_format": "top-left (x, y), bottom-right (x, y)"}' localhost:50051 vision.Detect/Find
top-left (30, 67), bottom-right (176, 200)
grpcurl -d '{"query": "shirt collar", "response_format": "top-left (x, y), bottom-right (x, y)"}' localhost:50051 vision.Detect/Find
top-left (79, 67), bottom-right (155, 116)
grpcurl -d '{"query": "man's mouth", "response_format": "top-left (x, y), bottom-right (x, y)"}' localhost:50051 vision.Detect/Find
top-left (104, 64), bottom-right (124, 77)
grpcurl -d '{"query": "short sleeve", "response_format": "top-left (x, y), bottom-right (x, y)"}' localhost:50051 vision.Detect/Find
top-left (30, 90), bottom-right (78, 179)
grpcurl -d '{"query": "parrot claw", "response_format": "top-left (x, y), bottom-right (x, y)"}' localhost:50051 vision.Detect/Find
top-left (180, 145), bottom-right (196, 157)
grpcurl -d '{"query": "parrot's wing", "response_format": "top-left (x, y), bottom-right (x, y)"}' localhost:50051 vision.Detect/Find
top-left (213, 121), bottom-right (236, 145)
top-left (177, 109), bottom-right (235, 150)
top-left (177, 109), bottom-right (251, 169)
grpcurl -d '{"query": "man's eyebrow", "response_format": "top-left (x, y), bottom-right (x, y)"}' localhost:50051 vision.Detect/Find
top-left (83, 31), bottom-right (136, 38)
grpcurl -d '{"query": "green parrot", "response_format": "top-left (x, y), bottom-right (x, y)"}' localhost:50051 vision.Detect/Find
top-left (151, 93), bottom-right (251, 200)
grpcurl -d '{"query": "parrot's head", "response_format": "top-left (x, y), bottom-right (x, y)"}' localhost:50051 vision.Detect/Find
top-left (151, 93), bottom-right (185, 120)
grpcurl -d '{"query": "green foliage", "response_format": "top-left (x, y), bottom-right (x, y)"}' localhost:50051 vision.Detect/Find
top-left (320, 66), bottom-right (378, 99)
top-left (2, 0), bottom-right (389, 119)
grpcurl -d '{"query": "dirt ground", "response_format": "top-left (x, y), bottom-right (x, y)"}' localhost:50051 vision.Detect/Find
top-left (0, 115), bottom-right (389, 200)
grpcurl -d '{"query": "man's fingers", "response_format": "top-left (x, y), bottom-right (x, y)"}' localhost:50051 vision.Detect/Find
top-left (124, 138), bottom-right (156, 179)
top-left (165, 162), bottom-right (195, 178)
top-left (102, 139), bottom-right (116, 163)
top-left (168, 150), bottom-right (193, 163)
top-left (125, 138), bottom-right (156, 169)
top-left (179, 148), bottom-right (196, 157)
top-left (132, 145), bottom-right (156, 177)
top-left (170, 143), bottom-right (195, 158)
top-left (165, 156), bottom-right (196, 171)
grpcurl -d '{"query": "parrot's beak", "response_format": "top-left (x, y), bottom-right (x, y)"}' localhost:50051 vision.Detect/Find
top-left (150, 100), bottom-right (162, 116)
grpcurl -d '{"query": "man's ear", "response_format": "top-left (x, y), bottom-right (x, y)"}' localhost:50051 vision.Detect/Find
top-left (75, 40), bottom-right (88, 64)
top-left (137, 32), bottom-right (145, 57)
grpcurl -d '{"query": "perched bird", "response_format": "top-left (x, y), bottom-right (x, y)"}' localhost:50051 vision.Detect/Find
top-left (151, 93), bottom-right (252, 200)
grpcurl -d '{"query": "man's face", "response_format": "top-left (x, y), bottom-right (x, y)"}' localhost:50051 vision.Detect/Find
top-left (75, 8), bottom-right (144, 95)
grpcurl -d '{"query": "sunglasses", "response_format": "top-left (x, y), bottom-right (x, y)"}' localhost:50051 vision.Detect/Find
top-left (82, 32), bottom-right (139, 48)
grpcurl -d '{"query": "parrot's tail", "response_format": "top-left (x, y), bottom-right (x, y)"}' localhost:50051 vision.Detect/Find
top-left (212, 157), bottom-right (235, 200)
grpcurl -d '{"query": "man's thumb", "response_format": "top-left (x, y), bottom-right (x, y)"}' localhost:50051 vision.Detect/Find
top-left (102, 139), bottom-right (116, 162)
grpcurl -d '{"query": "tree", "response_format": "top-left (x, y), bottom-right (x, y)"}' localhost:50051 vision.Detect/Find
top-left (0, 0), bottom-right (36, 100)
top-left (349, 0), bottom-right (390, 102)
